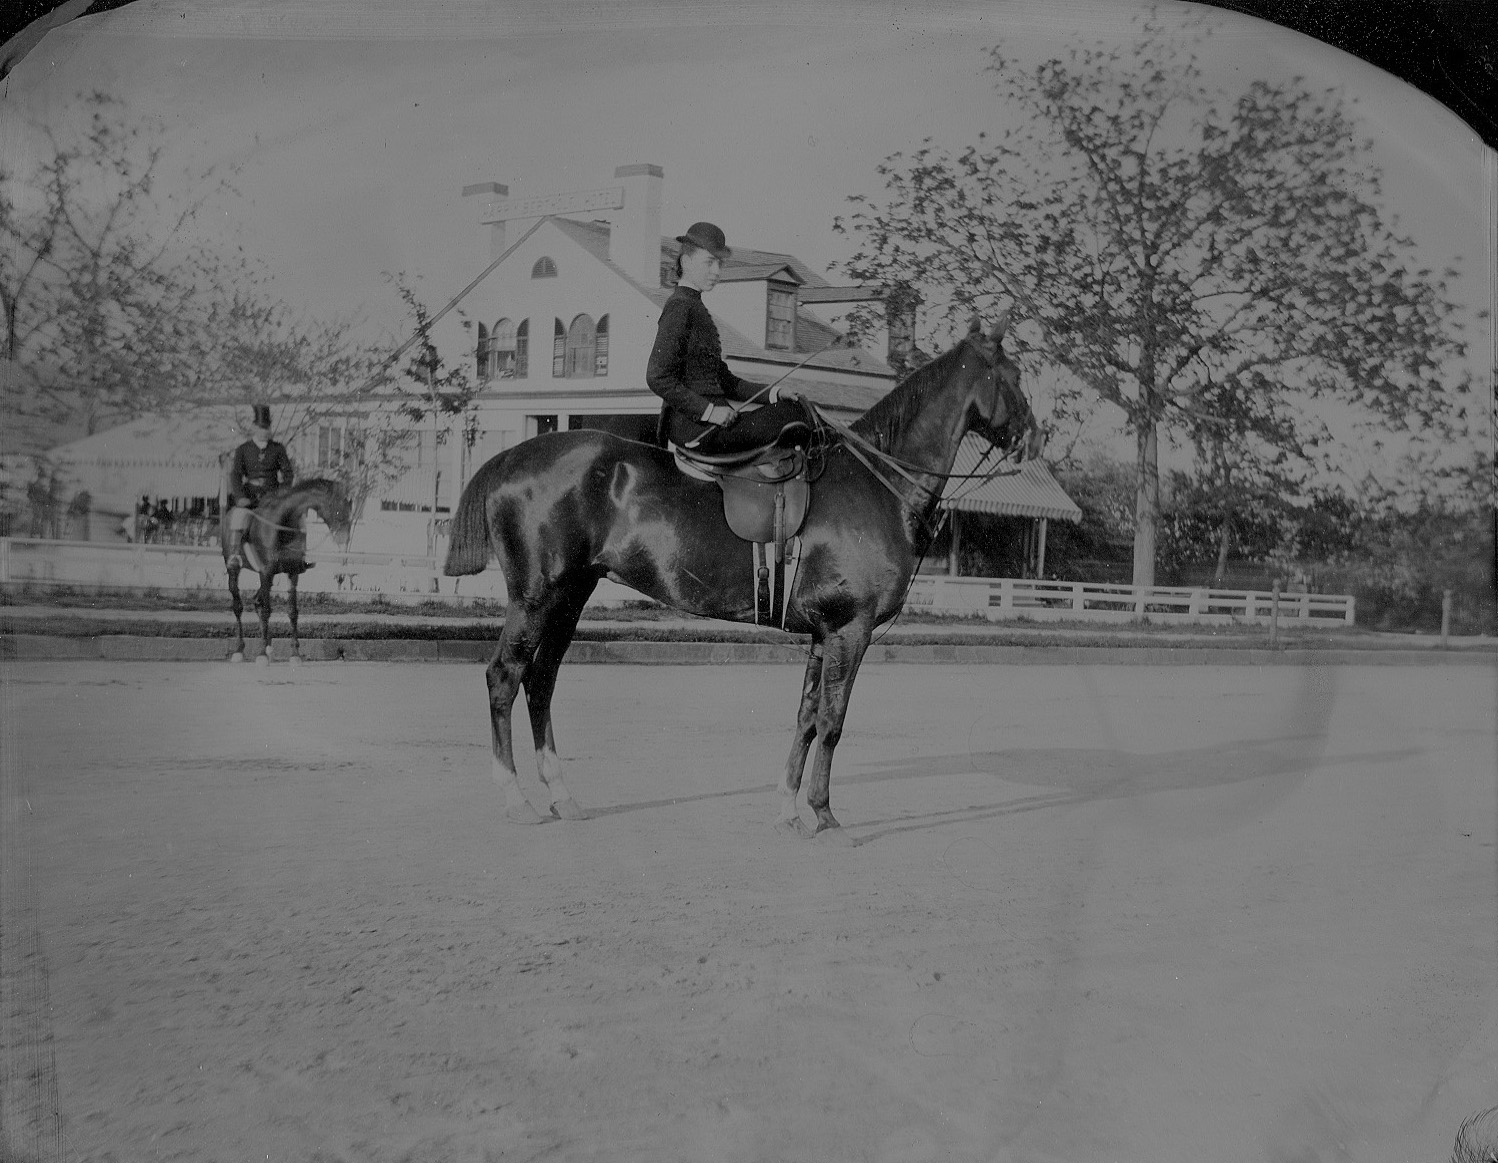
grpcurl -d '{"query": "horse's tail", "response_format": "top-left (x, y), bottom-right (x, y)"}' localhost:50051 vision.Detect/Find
top-left (443, 466), bottom-right (494, 576)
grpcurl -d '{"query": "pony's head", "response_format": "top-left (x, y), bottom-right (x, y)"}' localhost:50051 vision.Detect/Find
top-left (959, 311), bottom-right (1037, 461)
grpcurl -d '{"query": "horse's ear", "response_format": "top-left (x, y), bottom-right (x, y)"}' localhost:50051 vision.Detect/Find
top-left (990, 308), bottom-right (1011, 345)
top-left (967, 314), bottom-right (983, 338)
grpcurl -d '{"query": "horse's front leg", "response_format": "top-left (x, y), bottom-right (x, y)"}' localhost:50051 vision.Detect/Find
top-left (286, 573), bottom-right (301, 660)
top-left (779, 641), bottom-right (825, 836)
top-left (255, 572), bottom-right (274, 661)
top-left (228, 563), bottom-right (247, 660)
top-left (805, 624), bottom-right (874, 834)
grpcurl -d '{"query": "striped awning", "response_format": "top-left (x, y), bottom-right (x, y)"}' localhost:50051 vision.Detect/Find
top-left (940, 437), bottom-right (1082, 522)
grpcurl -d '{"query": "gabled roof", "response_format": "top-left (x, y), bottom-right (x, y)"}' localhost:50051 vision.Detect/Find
top-left (940, 439), bottom-right (1082, 522)
top-left (718, 263), bottom-right (803, 284)
top-left (478, 215), bottom-right (892, 378)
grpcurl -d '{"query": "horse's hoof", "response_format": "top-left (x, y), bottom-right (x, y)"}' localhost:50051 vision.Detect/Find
top-left (550, 797), bottom-right (588, 821)
top-left (254, 653), bottom-right (270, 667)
top-left (814, 815), bottom-right (843, 835)
top-left (815, 825), bottom-right (854, 846)
top-left (506, 802), bottom-right (550, 825)
top-left (230, 651), bottom-right (244, 663)
top-left (776, 816), bottom-right (814, 838)
top-left (288, 654), bottom-right (302, 667)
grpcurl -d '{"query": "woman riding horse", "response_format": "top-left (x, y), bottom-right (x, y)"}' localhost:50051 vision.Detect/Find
top-left (444, 311), bottom-right (1035, 835)
top-left (648, 221), bottom-right (811, 453)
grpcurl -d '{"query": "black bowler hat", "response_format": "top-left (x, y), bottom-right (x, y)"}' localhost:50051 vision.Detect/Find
top-left (675, 221), bottom-right (732, 261)
top-left (251, 404), bottom-right (272, 430)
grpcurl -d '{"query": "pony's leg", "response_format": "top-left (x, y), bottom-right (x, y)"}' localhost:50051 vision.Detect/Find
top-left (778, 641), bottom-right (825, 835)
top-left (522, 577), bottom-right (597, 820)
top-left (485, 606), bottom-right (549, 824)
top-left (228, 564), bottom-right (246, 659)
top-left (286, 574), bottom-right (300, 659)
top-left (255, 572), bottom-right (274, 660)
top-left (804, 625), bottom-right (873, 834)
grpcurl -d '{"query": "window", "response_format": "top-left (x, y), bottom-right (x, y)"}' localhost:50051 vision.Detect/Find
top-left (766, 284), bottom-right (796, 351)
top-left (476, 323), bottom-right (490, 380)
top-left (488, 317), bottom-right (519, 380)
top-left (565, 314), bottom-right (596, 378)
top-left (526, 414), bottom-right (558, 439)
top-left (316, 424), bottom-right (358, 469)
top-left (515, 319), bottom-right (529, 378)
top-left (595, 314), bottom-right (609, 376)
top-left (552, 319), bottom-right (566, 376)
top-left (531, 256), bottom-right (557, 279)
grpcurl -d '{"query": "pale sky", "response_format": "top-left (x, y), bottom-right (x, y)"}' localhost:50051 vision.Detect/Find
top-left (3, 0), bottom-right (1493, 474)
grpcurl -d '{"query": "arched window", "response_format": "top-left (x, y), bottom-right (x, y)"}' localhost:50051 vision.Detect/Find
top-left (489, 318), bottom-right (517, 379)
top-left (552, 318), bottom-right (566, 377)
top-left (565, 314), bottom-right (596, 378)
top-left (476, 322), bottom-right (490, 380)
top-left (531, 256), bottom-right (558, 279)
top-left (594, 314), bottom-right (609, 376)
top-left (514, 319), bottom-right (529, 379)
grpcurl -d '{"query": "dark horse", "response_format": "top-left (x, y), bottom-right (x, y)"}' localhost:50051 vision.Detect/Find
top-left (443, 313), bottom-right (1034, 834)
top-left (219, 478), bottom-right (353, 662)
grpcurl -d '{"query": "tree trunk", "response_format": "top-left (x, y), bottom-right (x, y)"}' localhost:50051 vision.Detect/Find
top-left (1213, 507), bottom-right (1232, 587)
top-left (1132, 418), bottom-right (1158, 587)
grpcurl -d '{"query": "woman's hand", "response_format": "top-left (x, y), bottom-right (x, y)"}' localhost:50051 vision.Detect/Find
top-left (704, 405), bottom-right (738, 427)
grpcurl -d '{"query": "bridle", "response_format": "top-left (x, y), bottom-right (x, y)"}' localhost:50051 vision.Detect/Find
top-left (819, 336), bottom-right (1034, 517)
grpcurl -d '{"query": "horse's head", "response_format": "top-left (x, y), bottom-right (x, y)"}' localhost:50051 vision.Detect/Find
top-left (962, 311), bottom-right (1039, 461)
top-left (307, 480), bottom-right (354, 549)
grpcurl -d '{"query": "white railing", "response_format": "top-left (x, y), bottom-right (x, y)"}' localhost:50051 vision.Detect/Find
top-left (1, 539), bottom-right (1354, 625)
top-left (905, 575), bottom-right (1355, 626)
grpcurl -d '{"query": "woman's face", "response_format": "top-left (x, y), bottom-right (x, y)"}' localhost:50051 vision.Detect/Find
top-left (678, 245), bottom-right (722, 292)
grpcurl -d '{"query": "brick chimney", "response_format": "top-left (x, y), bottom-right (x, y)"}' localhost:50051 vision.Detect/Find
top-left (608, 164), bottom-right (664, 287)
top-left (461, 181), bottom-right (510, 260)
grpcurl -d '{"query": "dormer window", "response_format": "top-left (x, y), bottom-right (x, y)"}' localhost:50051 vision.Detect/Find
top-left (531, 256), bottom-right (558, 279)
top-left (766, 284), bottom-right (796, 351)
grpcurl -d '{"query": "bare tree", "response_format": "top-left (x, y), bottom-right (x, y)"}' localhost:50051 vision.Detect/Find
top-left (835, 7), bottom-right (1472, 585)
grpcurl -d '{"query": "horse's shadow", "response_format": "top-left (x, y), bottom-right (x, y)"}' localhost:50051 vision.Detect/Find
top-left (587, 734), bottom-right (1421, 847)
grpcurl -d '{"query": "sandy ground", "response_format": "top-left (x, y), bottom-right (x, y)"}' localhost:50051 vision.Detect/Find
top-left (1, 658), bottom-right (1494, 1163)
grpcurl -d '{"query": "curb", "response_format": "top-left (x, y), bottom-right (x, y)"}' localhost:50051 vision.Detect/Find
top-left (4, 633), bottom-right (1495, 666)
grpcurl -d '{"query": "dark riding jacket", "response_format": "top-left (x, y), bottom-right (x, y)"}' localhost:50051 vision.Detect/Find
top-left (228, 439), bottom-right (293, 503)
top-left (647, 286), bottom-right (769, 448)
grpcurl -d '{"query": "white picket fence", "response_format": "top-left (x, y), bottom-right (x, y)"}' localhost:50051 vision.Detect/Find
top-left (1, 538), bottom-right (1354, 626)
top-left (906, 575), bottom-right (1355, 626)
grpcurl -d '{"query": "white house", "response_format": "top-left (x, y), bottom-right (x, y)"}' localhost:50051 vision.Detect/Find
top-left (432, 163), bottom-right (903, 470)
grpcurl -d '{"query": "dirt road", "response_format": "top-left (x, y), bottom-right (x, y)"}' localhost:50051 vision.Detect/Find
top-left (2, 659), bottom-right (1494, 1162)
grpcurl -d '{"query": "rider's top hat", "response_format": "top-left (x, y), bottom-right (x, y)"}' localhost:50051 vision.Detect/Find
top-left (250, 404), bottom-right (272, 430)
top-left (675, 221), bottom-right (732, 261)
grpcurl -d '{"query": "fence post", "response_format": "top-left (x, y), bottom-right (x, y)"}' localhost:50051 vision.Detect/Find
top-left (1441, 588), bottom-right (1452, 648)
top-left (1269, 579), bottom-right (1280, 648)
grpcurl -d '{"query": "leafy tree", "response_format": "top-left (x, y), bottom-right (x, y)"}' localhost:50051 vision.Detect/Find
top-left (834, 6), bottom-right (1472, 585)
top-left (289, 274), bottom-right (477, 550)
top-left (0, 91), bottom-right (375, 445)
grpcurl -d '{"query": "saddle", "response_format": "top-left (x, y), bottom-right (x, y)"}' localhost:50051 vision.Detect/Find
top-left (667, 415), bottom-right (816, 628)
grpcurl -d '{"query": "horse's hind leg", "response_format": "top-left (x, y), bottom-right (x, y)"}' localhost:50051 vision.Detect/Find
top-left (254, 573), bottom-right (274, 661)
top-left (486, 605), bottom-right (550, 824)
top-left (523, 575), bottom-right (597, 820)
top-left (778, 641), bottom-right (825, 836)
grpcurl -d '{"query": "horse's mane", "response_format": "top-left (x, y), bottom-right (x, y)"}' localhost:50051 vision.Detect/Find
top-left (258, 477), bottom-right (342, 524)
top-left (849, 343), bottom-right (966, 454)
